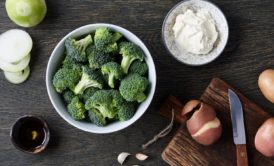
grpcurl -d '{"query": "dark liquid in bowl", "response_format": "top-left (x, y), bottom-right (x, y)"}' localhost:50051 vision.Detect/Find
top-left (17, 119), bottom-right (46, 150)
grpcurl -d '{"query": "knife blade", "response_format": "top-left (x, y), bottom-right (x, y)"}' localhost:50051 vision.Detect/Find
top-left (228, 89), bottom-right (249, 166)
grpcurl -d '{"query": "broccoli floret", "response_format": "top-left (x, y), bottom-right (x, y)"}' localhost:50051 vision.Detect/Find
top-left (65, 34), bottom-right (93, 62)
top-left (88, 109), bottom-right (106, 126)
top-left (94, 28), bottom-right (122, 53)
top-left (129, 60), bottom-right (148, 76)
top-left (119, 42), bottom-right (145, 74)
top-left (119, 74), bottom-right (149, 103)
top-left (117, 102), bottom-right (136, 121)
top-left (80, 87), bottom-right (99, 102)
top-left (85, 90), bottom-right (119, 119)
top-left (73, 66), bottom-right (104, 95)
top-left (101, 62), bottom-right (123, 88)
top-left (109, 90), bottom-right (125, 107)
top-left (67, 96), bottom-right (86, 120)
top-left (104, 42), bottom-right (118, 54)
top-left (87, 46), bottom-right (114, 69)
top-left (63, 90), bottom-right (76, 104)
top-left (62, 55), bottom-right (81, 70)
top-left (53, 67), bottom-right (81, 93)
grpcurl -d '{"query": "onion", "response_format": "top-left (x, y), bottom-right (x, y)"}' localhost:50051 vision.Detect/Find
top-left (255, 118), bottom-right (274, 157)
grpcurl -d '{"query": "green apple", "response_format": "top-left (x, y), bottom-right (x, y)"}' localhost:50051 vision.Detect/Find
top-left (5, 0), bottom-right (47, 27)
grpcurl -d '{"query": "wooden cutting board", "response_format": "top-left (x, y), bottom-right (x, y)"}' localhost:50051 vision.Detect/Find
top-left (161, 78), bottom-right (274, 166)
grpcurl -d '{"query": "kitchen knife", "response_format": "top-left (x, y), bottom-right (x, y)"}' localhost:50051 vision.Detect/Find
top-left (228, 89), bottom-right (249, 166)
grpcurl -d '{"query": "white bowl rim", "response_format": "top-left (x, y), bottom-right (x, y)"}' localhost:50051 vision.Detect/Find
top-left (162, 0), bottom-right (229, 66)
top-left (46, 23), bottom-right (157, 134)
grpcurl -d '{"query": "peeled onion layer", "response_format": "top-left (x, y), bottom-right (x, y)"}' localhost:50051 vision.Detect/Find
top-left (5, 0), bottom-right (47, 27)
top-left (4, 65), bottom-right (30, 84)
top-left (0, 54), bottom-right (30, 72)
top-left (0, 29), bottom-right (32, 63)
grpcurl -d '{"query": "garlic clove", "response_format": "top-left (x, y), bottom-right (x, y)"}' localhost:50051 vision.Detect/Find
top-left (135, 153), bottom-right (149, 161)
top-left (117, 152), bottom-right (131, 165)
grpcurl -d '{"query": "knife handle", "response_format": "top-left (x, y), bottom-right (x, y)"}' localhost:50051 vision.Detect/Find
top-left (236, 144), bottom-right (249, 166)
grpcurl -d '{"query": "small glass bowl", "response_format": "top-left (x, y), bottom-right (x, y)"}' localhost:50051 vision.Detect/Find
top-left (10, 115), bottom-right (50, 154)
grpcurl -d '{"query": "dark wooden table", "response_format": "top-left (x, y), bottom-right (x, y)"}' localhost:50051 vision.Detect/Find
top-left (1, 0), bottom-right (274, 165)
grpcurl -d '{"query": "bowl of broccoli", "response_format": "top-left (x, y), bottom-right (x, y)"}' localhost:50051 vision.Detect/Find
top-left (46, 23), bottom-right (156, 133)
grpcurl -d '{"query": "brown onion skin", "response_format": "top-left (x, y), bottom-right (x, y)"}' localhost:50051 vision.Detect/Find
top-left (258, 69), bottom-right (274, 103)
top-left (182, 100), bottom-right (222, 146)
top-left (255, 118), bottom-right (274, 157)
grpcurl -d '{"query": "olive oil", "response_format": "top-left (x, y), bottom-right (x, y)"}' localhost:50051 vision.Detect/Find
top-left (17, 118), bottom-right (46, 150)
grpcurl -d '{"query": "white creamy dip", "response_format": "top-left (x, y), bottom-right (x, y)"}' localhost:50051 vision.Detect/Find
top-left (172, 8), bottom-right (218, 55)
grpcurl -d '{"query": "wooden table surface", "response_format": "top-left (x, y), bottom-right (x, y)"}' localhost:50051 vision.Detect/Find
top-left (1, 0), bottom-right (274, 165)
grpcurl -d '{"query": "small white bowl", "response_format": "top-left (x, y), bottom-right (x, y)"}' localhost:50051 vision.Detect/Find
top-left (46, 23), bottom-right (156, 134)
top-left (162, 0), bottom-right (229, 66)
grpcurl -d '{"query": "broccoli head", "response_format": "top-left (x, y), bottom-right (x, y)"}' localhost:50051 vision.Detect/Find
top-left (101, 62), bottom-right (123, 88)
top-left (109, 90), bottom-right (125, 108)
top-left (119, 74), bottom-right (149, 103)
top-left (117, 102), bottom-right (136, 121)
top-left (62, 55), bottom-right (81, 70)
top-left (119, 42), bottom-right (145, 74)
top-left (63, 90), bottom-right (76, 104)
top-left (65, 34), bottom-right (93, 62)
top-left (53, 67), bottom-right (82, 93)
top-left (94, 28), bottom-right (122, 53)
top-left (88, 108), bottom-right (106, 126)
top-left (67, 96), bottom-right (87, 120)
top-left (73, 66), bottom-right (104, 95)
top-left (80, 87), bottom-right (99, 102)
top-left (85, 90), bottom-right (120, 119)
top-left (87, 46), bottom-right (114, 69)
top-left (129, 60), bottom-right (148, 76)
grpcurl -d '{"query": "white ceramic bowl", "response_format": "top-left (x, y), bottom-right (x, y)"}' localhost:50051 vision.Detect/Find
top-left (46, 23), bottom-right (156, 134)
top-left (162, 0), bottom-right (229, 66)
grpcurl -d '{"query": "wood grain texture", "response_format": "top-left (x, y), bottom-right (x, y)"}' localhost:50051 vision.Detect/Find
top-left (0, 0), bottom-right (274, 165)
top-left (236, 144), bottom-right (249, 166)
top-left (162, 78), bottom-right (274, 166)
top-left (159, 96), bottom-right (185, 123)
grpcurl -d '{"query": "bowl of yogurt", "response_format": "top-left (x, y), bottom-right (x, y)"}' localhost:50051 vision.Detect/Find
top-left (162, 0), bottom-right (229, 66)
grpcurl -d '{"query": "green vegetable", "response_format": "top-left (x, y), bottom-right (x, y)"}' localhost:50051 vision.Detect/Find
top-left (67, 96), bottom-right (86, 120)
top-left (87, 46), bottom-right (114, 69)
top-left (119, 42), bottom-right (145, 74)
top-left (53, 67), bottom-right (81, 93)
top-left (85, 90), bottom-right (122, 119)
top-left (119, 74), bottom-right (149, 103)
top-left (62, 90), bottom-right (76, 104)
top-left (65, 35), bottom-right (92, 63)
top-left (88, 109), bottom-right (106, 126)
top-left (73, 66), bottom-right (104, 95)
top-left (110, 89), bottom-right (125, 108)
top-left (5, 0), bottom-right (47, 27)
top-left (80, 87), bottom-right (99, 102)
top-left (117, 102), bottom-right (135, 121)
top-left (101, 62), bottom-right (123, 88)
top-left (129, 60), bottom-right (148, 76)
top-left (62, 55), bottom-right (81, 69)
top-left (94, 27), bottom-right (122, 53)
top-left (52, 27), bottom-right (150, 126)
